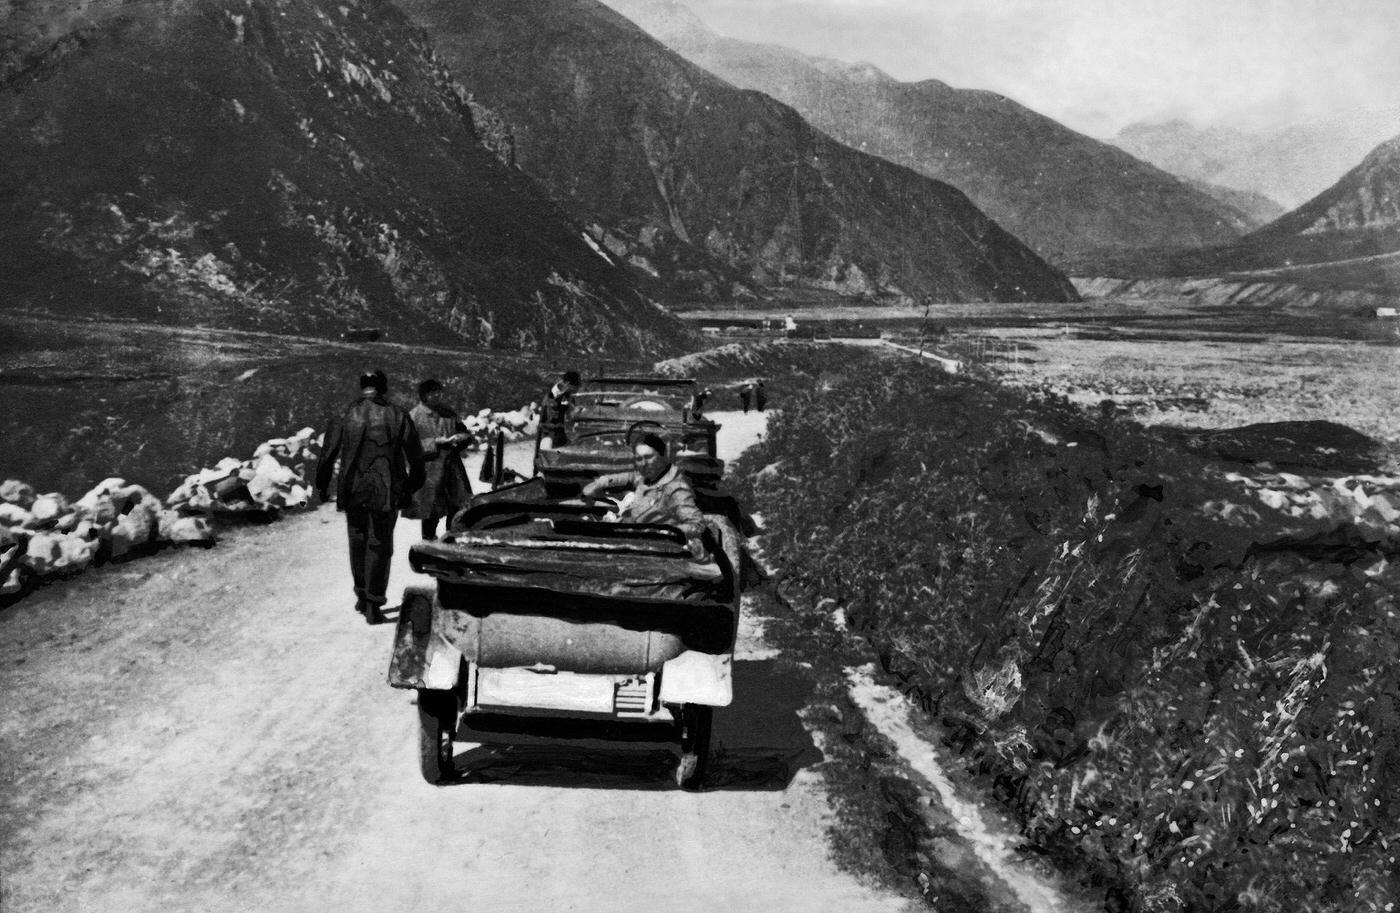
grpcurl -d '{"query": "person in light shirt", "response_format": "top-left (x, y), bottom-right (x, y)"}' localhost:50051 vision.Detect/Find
top-left (581, 433), bottom-right (706, 557)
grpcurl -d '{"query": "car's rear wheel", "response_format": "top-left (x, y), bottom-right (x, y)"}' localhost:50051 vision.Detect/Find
top-left (417, 689), bottom-right (457, 784)
top-left (675, 703), bottom-right (713, 791)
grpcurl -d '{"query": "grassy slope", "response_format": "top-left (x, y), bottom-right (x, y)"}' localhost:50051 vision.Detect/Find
top-left (0, 318), bottom-right (559, 496)
top-left (731, 361), bottom-right (1400, 913)
top-left (0, 0), bottom-right (688, 355)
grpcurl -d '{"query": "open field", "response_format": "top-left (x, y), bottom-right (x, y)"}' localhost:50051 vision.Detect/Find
top-left (0, 316), bottom-right (570, 496)
top-left (939, 327), bottom-right (1400, 457)
top-left (0, 317), bottom-right (859, 501)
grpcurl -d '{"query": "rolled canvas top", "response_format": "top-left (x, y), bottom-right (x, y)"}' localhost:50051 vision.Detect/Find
top-left (409, 521), bottom-right (729, 607)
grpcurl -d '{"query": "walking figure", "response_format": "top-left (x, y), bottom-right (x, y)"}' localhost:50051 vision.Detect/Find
top-left (739, 382), bottom-right (753, 413)
top-left (403, 378), bottom-right (473, 541)
top-left (755, 380), bottom-right (767, 412)
top-left (316, 370), bottom-right (425, 624)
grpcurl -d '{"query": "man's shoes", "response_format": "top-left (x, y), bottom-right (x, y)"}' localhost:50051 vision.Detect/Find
top-left (362, 603), bottom-right (386, 625)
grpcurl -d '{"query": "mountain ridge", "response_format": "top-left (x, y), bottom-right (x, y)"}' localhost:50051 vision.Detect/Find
top-left (602, 0), bottom-right (1260, 267)
top-left (1113, 113), bottom-right (1400, 210)
top-left (397, 0), bottom-right (1077, 304)
top-left (0, 0), bottom-right (689, 355)
top-left (1080, 132), bottom-right (1400, 289)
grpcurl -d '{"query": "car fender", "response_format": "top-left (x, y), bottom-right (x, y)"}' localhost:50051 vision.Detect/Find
top-left (387, 586), bottom-right (462, 690)
top-left (659, 650), bottom-right (732, 706)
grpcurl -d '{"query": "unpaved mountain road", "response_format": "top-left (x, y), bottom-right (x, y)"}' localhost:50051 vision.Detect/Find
top-left (0, 412), bottom-right (918, 912)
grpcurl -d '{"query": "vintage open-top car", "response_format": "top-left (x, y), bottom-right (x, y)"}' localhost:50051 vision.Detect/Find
top-left (534, 375), bottom-right (722, 497)
top-left (388, 480), bottom-right (745, 790)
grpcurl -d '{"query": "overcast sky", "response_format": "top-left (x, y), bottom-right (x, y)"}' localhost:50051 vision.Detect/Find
top-left (675, 0), bottom-right (1400, 138)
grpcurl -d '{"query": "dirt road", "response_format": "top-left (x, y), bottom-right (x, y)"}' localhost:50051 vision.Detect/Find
top-left (0, 411), bottom-right (917, 912)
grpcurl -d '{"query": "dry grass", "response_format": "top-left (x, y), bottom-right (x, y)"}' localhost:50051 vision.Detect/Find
top-left (960, 332), bottom-right (1400, 450)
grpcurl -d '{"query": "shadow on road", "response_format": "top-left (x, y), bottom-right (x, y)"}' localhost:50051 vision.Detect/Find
top-left (444, 659), bottom-right (823, 791)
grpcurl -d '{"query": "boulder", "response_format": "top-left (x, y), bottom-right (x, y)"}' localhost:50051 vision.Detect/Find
top-left (246, 475), bottom-right (288, 508)
top-left (0, 504), bottom-right (32, 527)
top-left (166, 480), bottom-right (198, 508)
top-left (0, 479), bottom-right (36, 509)
top-left (114, 484), bottom-right (156, 513)
top-left (29, 493), bottom-right (72, 528)
top-left (284, 484), bottom-right (312, 509)
top-left (57, 535), bottom-right (98, 573)
top-left (185, 488), bottom-right (214, 511)
top-left (168, 516), bottom-right (215, 544)
top-left (0, 540), bottom-right (23, 576)
top-left (197, 465), bottom-right (236, 487)
top-left (253, 454), bottom-right (297, 487)
top-left (23, 532), bottom-right (65, 576)
top-left (108, 501), bottom-right (159, 558)
top-left (75, 490), bottom-right (120, 526)
top-left (211, 475), bottom-right (250, 501)
top-left (0, 568), bottom-right (23, 596)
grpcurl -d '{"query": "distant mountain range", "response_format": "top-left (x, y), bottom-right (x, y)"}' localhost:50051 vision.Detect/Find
top-left (1090, 132), bottom-right (1400, 291)
top-left (601, 0), bottom-right (1261, 268)
top-left (1185, 180), bottom-right (1286, 228)
top-left (1112, 113), bottom-right (1400, 211)
top-left (0, 0), bottom-right (688, 354)
top-left (398, 0), bottom-right (1077, 303)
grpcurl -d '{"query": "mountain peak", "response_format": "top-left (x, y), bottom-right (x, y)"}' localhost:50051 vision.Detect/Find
top-left (605, 5), bottom-right (1257, 265)
top-left (401, 0), bottom-right (1076, 303)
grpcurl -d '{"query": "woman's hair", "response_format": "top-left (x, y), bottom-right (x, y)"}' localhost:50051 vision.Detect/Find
top-left (636, 432), bottom-right (669, 456)
top-left (418, 378), bottom-right (443, 400)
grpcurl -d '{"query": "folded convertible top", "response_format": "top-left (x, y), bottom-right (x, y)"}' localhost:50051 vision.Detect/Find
top-left (409, 520), bottom-right (728, 606)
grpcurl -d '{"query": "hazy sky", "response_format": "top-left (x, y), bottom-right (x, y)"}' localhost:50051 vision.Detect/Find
top-left (676, 0), bottom-right (1400, 138)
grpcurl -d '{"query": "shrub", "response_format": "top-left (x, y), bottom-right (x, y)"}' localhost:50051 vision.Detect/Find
top-left (734, 361), bottom-right (1400, 913)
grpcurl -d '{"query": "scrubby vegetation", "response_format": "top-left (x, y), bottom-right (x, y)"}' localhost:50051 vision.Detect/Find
top-left (733, 360), bottom-right (1400, 913)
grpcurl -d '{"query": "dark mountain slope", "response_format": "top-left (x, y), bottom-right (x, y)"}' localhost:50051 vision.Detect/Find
top-left (397, 0), bottom-right (1076, 303)
top-left (1096, 133), bottom-right (1400, 288)
top-left (1185, 180), bottom-right (1286, 227)
top-left (603, 0), bottom-right (1255, 267)
top-left (0, 0), bottom-right (687, 354)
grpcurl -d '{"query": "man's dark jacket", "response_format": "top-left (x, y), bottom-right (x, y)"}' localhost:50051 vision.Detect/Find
top-left (316, 394), bottom-right (426, 512)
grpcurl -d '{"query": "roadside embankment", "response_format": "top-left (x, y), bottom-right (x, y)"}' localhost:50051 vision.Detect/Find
top-left (1074, 276), bottom-right (1398, 312)
top-left (729, 361), bottom-right (1400, 913)
top-left (0, 406), bottom-right (539, 607)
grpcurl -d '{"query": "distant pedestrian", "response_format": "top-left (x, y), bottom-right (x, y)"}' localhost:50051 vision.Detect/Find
top-left (754, 380), bottom-right (767, 412)
top-left (404, 379), bottom-right (473, 541)
top-left (686, 387), bottom-right (711, 423)
top-left (538, 370), bottom-right (582, 450)
top-left (739, 382), bottom-right (753, 413)
top-left (316, 370), bottom-right (425, 623)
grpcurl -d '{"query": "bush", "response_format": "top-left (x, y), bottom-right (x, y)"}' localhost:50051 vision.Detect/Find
top-left (734, 361), bottom-right (1400, 913)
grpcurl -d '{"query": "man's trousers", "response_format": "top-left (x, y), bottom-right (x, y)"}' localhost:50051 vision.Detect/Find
top-left (344, 508), bottom-right (397, 608)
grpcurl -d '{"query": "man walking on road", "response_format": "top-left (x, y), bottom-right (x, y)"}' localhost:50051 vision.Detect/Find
top-left (754, 380), bottom-right (767, 412)
top-left (316, 370), bottom-right (425, 623)
top-left (404, 378), bottom-right (473, 541)
top-left (739, 382), bottom-right (753, 413)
